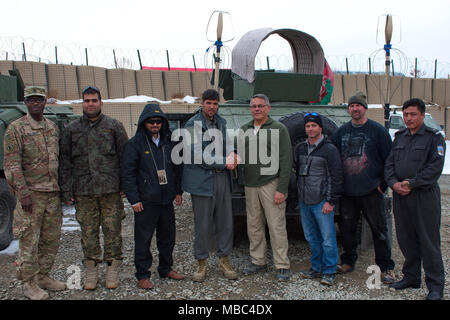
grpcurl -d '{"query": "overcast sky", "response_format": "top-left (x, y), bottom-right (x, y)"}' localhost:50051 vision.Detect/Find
top-left (2, 0), bottom-right (449, 75)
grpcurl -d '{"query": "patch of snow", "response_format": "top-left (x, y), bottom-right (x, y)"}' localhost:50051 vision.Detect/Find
top-left (55, 95), bottom-right (199, 105)
top-left (0, 240), bottom-right (19, 255)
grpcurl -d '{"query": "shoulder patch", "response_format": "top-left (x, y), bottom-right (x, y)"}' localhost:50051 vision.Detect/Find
top-left (437, 144), bottom-right (445, 156)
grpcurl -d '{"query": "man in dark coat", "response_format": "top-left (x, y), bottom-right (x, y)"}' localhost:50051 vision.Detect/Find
top-left (385, 98), bottom-right (445, 300)
top-left (121, 103), bottom-right (184, 289)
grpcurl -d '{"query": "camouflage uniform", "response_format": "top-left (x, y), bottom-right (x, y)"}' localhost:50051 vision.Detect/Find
top-left (59, 113), bottom-right (128, 264)
top-left (3, 111), bottom-right (62, 282)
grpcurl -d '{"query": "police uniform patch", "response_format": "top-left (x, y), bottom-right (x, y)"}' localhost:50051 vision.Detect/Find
top-left (437, 145), bottom-right (444, 156)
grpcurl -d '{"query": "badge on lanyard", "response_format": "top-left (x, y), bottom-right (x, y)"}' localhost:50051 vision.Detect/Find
top-left (157, 170), bottom-right (168, 185)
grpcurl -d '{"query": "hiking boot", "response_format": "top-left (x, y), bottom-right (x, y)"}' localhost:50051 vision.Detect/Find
top-left (300, 268), bottom-right (322, 279)
top-left (218, 256), bottom-right (238, 280)
top-left (320, 274), bottom-right (336, 286)
top-left (84, 260), bottom-right (98, 290)
top-left (337, 264), bottom-right (354, 274)
top-left (193, 259), bottom-right (207, 282)
top-left (106, 259), bottom-right (122, 289)
top-left (381, 270), bottom-right (396, 284)
top-left (277, 269), bottom-right (290, 281)
top-left (23, 275), bottom-right (49, 300)
top-left (243, 262), bottom-right (267, 275)
top-left (38, 274), bottom-right (67, 291)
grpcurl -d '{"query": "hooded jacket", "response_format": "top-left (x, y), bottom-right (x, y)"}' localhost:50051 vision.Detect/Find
top-left (121, 104), bottom-right (182, 205)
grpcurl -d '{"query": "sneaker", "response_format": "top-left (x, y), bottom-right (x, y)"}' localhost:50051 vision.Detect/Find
top-left (320, 274), bottom-right (336, 286)
top-left (277, 269), bottom-right (290, 281)
top-left (242, 263), bottom-right (267, 275)
top-left (300, 268), bottom-right (322, 279)
top-left (381, 270), bottom-right (396, 284)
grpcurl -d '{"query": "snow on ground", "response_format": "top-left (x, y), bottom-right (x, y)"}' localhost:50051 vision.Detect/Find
top-left (54, 95), bottom-right (198, 105)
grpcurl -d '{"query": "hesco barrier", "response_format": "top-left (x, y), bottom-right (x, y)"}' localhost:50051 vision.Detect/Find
top-left (2, 60), bottom-right (450, 107)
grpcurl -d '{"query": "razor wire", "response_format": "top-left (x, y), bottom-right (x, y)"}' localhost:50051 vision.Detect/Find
top-left (1, 36), bottom-right (449, 78)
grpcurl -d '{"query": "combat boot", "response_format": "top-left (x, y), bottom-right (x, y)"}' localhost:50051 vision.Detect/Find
top-left (23, 275), bottom-right (49, 300)
top-left (192, 259), bottom-right (207, 282)
top-left (38, 274), bottom-right (67, 291)
top-left (219, 256), bottom-right (238, 280)
top-left (84, 260), bottom-right (98, 290)
top-left (105, 259), bottom-right (121, 289)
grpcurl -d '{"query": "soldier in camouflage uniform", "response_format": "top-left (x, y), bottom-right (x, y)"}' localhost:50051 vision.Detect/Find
top-left (59, 86), bottom-right (128, 290)
top-left (3, 86), bottom-right (66, 300)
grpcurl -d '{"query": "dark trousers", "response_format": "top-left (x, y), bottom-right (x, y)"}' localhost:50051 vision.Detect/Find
top-left (393, 185), bottom-right (444, 293)
top-left (134, 202), bottom-right (175, 280)
top-left (338, 189), bottom-right (395, 272)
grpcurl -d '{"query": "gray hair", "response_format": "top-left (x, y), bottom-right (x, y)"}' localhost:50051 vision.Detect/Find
top-left (251, 93), bottom-right (270, 105)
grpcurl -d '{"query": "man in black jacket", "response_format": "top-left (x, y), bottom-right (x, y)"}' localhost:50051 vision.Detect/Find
top-left (294, 113), bottom-right (343, 286)
top-left (121, 103), bottom-right (184, 289)
top-left (385, 98), bottom-right (445, 300)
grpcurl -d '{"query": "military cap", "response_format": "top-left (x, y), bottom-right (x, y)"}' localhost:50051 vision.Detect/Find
top-left (24, 86), bottom-right (47, 98)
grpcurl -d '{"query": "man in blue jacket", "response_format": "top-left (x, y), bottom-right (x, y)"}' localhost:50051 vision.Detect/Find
top-left (122, 103), bottom-right (184, 289)
top-left (182, 89), bottom-right (239, 282)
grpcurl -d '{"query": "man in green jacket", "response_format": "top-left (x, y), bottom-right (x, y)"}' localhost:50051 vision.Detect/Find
top-left (59, 86), bottom-right (129, 290)
top-left (238, 93), bottom-right (293, 281)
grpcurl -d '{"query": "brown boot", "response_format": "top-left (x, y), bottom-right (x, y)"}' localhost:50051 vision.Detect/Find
top-left (219, 256), bottom-right (238, 280)
top-left (23, 275), bottom-right (49, 300)
top-left (105, 260), bottom-right (121, 289)
top-left (38, 274), bottom-right (67, 291)
top-left (192, 259), bottom-right (207, 282)
top-left (84, 260), bottom-right (98, 290)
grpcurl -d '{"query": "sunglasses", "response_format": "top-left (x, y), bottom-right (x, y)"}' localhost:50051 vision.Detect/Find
top-left (304, 112), bottom-right (318, 118)
top-left (250, 104), bottom-right (267, 109)
top-left (145, 118), bottom-right (163, 125)
top-left (82, 85), bottom-right (100, 94)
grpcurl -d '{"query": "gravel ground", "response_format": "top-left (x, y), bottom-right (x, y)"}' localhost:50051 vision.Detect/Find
top-left (0, 176), bottom-right (449, 301)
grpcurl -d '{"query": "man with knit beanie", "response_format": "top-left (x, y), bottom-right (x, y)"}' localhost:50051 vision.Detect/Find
top-left (331, 92), bottom-right (396, 284)
top-left (294, 112), bottom-right (343, 286)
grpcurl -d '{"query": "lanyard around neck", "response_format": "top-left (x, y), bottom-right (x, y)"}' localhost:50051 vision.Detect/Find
top-left (144, 135), bottom-right (166, 171)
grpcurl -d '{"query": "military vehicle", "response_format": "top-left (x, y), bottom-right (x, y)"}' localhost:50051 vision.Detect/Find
top-left (167, 27), bottom-right (391, 246)
top-left (0, 70), bottom-right (79, 250)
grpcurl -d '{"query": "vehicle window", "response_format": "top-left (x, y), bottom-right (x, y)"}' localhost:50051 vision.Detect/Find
top-left (389, 116), bottom-right (406, 129)
top-left (424, 115), bottom-right (442, 131)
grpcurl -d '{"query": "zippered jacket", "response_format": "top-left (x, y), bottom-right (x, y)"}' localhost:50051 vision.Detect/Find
top-left (294, 136), bottom-right (343, 205)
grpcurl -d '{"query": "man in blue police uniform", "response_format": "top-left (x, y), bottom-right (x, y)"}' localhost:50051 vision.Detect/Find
top-left (385, 98), bottom-right (446, 300)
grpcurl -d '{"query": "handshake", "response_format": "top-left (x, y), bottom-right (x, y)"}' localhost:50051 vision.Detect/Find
top-left (225, 152), bottom-right (241, 170)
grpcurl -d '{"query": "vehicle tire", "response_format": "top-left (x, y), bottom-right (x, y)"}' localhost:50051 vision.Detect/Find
top-left (0, 178), bottom-right (16, 251)
top-left (279, 111), bottom-right (339, 148)
top-left (279, 111), bottom-right (339, 214)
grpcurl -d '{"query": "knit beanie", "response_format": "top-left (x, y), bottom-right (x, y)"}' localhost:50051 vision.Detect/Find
top-left (348, 91), bottom-right (368, 109)
top-left (304, 113), bottom-right (323, 128)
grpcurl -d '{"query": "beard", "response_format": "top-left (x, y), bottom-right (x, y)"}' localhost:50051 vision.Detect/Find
top-left (83, 109), bottom-right (101, 119)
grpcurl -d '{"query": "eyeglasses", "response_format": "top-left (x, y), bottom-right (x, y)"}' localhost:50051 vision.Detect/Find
top-left (25, 97), bottom-right (45, 104)
top-left (145, 118), bottom-right (163, 125)
top-left (250, 104), bottom-right (267, 109)
top-left (82, 85), bottom-right (100, 94)
top-left (304, 112), bottom-right (318, 118)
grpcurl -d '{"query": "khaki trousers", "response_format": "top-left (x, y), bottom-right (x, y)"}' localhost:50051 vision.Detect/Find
top-left (245, 178), bottom-right (290, 269)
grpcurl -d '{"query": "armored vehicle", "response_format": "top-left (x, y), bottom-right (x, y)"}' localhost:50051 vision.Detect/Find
top-left (167, 27), bottom-right (390, 245)
top-left (0, 70), bottom-right (79, 250)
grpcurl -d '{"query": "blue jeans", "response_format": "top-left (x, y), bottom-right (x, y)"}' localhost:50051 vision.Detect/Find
top-left (299, 200), bottom-right (338, 275)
